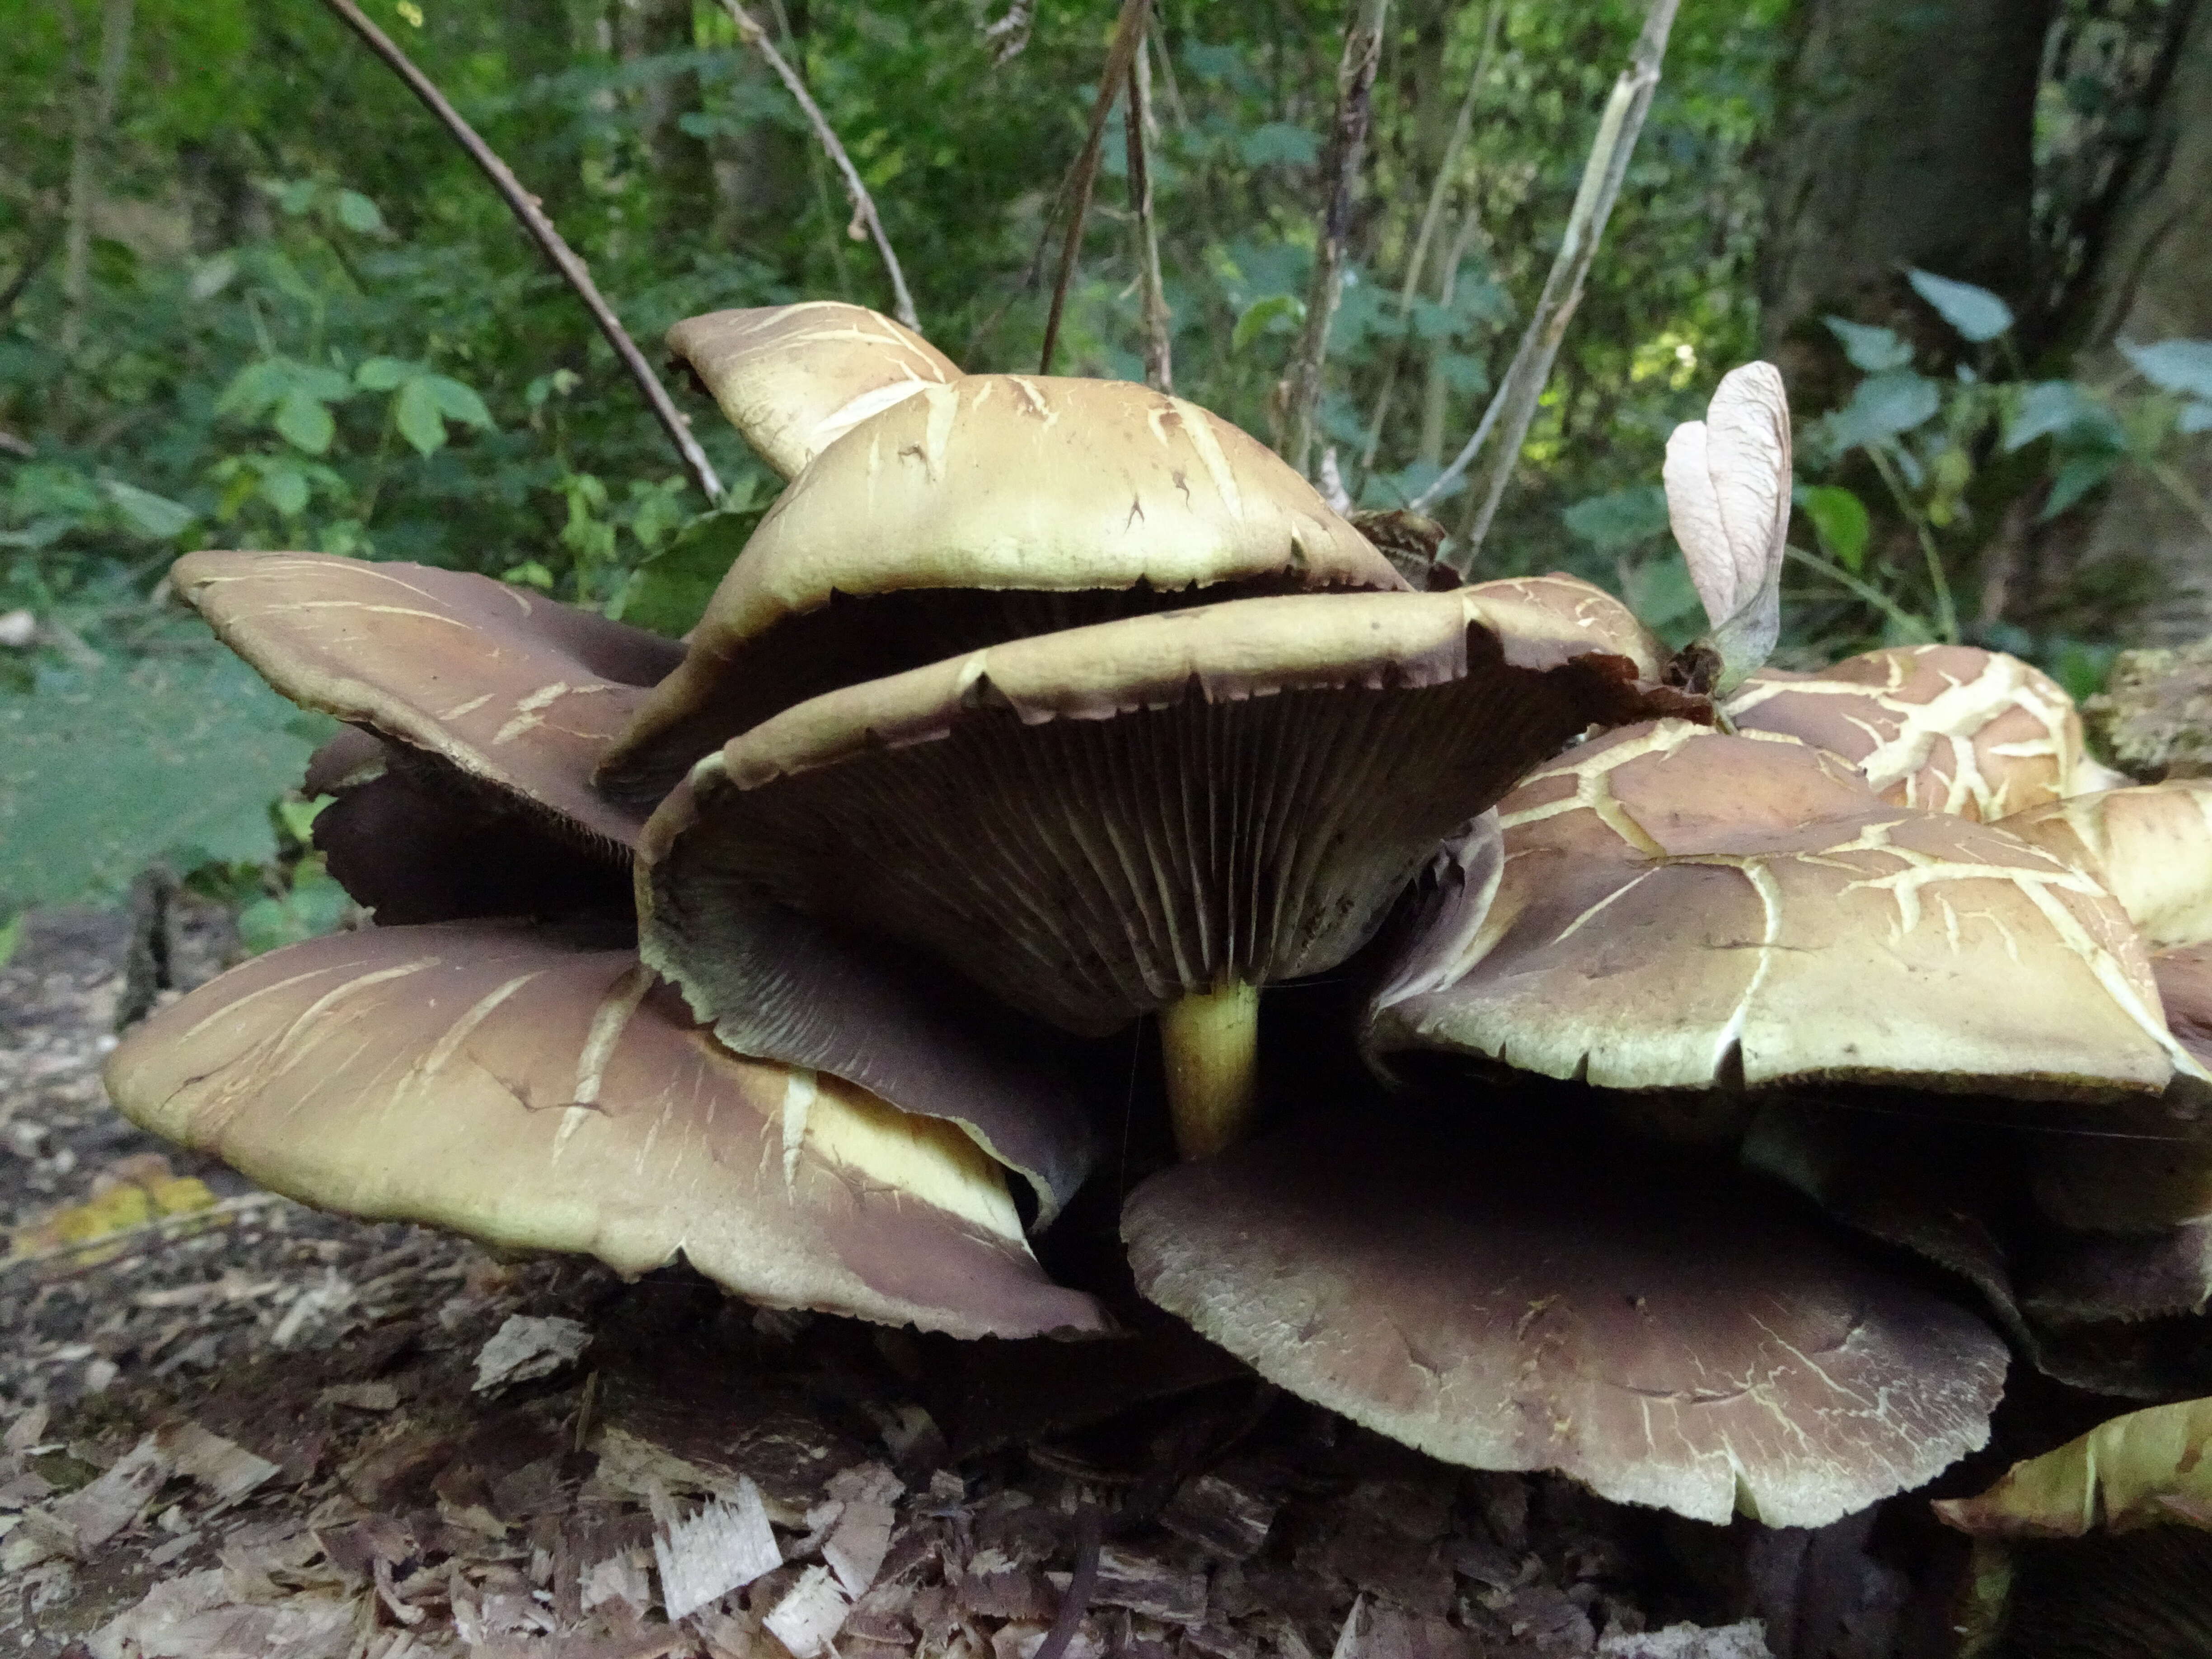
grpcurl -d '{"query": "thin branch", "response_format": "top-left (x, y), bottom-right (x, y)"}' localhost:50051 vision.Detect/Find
top-left (1126, 44), bottom-right (1173, 391)
top-left (718, 0), bottom-right (919, 334)
top-left (0, 221), bottom-right (61, 320)
top-left (1358, 1), bottom-right (1500, 469)
top-left (1040, 0), bottom-right (1153, 375)
top-left (62, 0), bottom-right (135, 360)
top-left (769, 0), bottom-right (854, 295)
top-left (1281, 0), bottom-right (1392, 477)
top-left (1417, 0), bottom-right (1680, 563)
top-left (316, 0), bottom-right (724, 503)
top-left (1783, 545), bottom-right (1935, 642)
top-left (1418, 207), bottom-right (1486, 466)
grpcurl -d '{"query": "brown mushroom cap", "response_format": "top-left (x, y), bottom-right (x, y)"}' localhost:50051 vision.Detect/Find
top-left (1368, 720), bottom-right (2207, 1114)
top-left (667, 301), bottom-right (961, 480)
top-left (176, 549), bottom-right (680, 851)
top-left (182, 550), bottom-right (1095, 1215)
top-left (1122, 1114), bottom-right (2009, 1527)
top-left (1725, 645), bottom-right (2083, 820)
top-left (640, 583), bottom-right (1678, 1040)
top-left (2001, 780), bottom-right (2212, 949)
top-left (597, 375), bottom-right (1410, 799)
top-left (104, 921), bottom-right (1103, 1339)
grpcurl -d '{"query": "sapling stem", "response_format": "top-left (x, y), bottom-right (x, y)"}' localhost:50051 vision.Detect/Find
top-left (1161, 981), bottom-right (1261, 1160)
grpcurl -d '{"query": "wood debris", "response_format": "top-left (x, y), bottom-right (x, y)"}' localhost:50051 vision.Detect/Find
top-left (473, 1314), bottom-right (591, 1392)
top-left (652, 1479), bottom-right (781, 1619)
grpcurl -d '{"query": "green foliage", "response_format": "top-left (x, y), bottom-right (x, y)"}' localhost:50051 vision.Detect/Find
top-left (0, 651), bottom-right (323, 912)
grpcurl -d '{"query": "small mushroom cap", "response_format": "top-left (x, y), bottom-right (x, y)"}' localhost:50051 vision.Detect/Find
top-left (1934, 1395), bottom-right (2212, 1537)
top-left (104, 921), bottom-right (1104, 1339)
top-left (1726, 645), bottom-right (2084, 820)
top-left (2001, 779), bottom-right (2212, 949)
top-left (598, 375), bottom-right (1409, 798)
top-left (642, 584), bottom-right (1679, 1037)
top-left (668, 301), bottom-right (961, 480)
top-left (1123, 1115), bottom-right (2008, 1528)
top-left (1368, 720), bottom-right (2206, 1109)
top-left (176, 550), bottom-right (680, 850)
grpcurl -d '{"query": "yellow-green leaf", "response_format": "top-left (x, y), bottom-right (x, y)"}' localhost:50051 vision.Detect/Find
top-left (1934, 1396), bottom-right (2212, 1538)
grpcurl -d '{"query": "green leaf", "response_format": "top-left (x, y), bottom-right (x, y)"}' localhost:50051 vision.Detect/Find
top-left (1822, 317), bottom-right (1914, 373)
top-left (426, 374), bottom-right (494, 431)
top-left (1793, 484), bottom-right (1871, 572)
top-left (216, 359), bottom-right (289, 421)
top-left (1906, 269), bottom-right (2014, 342)
top-left (259, 465), bottom-right (310, 518)
top-left (1560, 484), bottom-right (1671, 551)
top-left (1232, 293), bottom-right (1304, 353)
top-left (1933, 1395), bottom-right (2212, 1538)
top-left (0, 654), bottom-right (320, 910)
top-left (612, 506), bottom-right (758, 637)
top-left (1618, 557), bottom-right (1705, 643)
top-left (1825, 370), bottom-right (1940, 450)
top-left (0, 912), bottom-right (20, 972)
top-left (236, 859), bottom-right (353, 955)
top-left (102, 480), bottom-right (197, 540)
top-left (2120, 338), bottom-right (2212, 400)
top-left (2005, 381), bottom-right (2123, 453)
top-left (354, 356), bottom-right (414, 392)
top-left (2041, 452), bottom-right (2118, 520)
top-left (274, 388), bottom-right (336, 455)
top-left (2182, 402), bottom-right (2212, 436)
top-left (394, 377), bottom-right (447, 457)
top-left (333, 189), bottom-right (386, 235)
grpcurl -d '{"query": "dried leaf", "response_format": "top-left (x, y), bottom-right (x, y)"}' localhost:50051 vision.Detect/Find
top-left (473, 1316), bottom-right (593, 1393)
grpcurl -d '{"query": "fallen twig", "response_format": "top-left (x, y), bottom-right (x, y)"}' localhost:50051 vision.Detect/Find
top-left (1040, 0), bottom-right (1153, 375)
top-left (718, 0), bottom-right (920, 334)
top-left (1032, 1506), bottom-right (1105, 1659)
top-left (1126, 44), bottom-right (1173, 391)
top-left (1417, 0), bottom-right (1680, 564)
top-left (1280, 0), bottom-right (1392, 477)
top-left (316, 0), bottom-right (725, 503)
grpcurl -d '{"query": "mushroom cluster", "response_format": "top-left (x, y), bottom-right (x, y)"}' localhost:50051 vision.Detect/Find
top-left (105, 308), bottom-right (2212, 1537)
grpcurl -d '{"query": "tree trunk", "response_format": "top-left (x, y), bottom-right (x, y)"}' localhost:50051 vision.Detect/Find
top-left (1758, 0), bottom-right (2051, 374)
top-left (2072, 0), bottom-right (2212, 644)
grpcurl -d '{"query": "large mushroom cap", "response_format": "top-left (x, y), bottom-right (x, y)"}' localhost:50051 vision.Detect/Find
top-left (1725, 645), bottom-right (2083, 820)
top-left (104, 921), bottom-right (1103, 1339)
top-left (1123, 1113), bottom-right (2009, 1527)
top-left (598, 373), bottom-right (1410, 800)
top-left (667, 300), bottom-right (961, 480)
top-left (175, 549), bottom-right (680, 850)
top-left (1368, 720), bottom-right (2206, 1115)
top-left (640, 582), bottom-right (1676, 1042)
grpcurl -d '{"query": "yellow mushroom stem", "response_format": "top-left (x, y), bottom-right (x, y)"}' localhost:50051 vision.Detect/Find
top-left (1160, 982), bottom-right (1261, 1161)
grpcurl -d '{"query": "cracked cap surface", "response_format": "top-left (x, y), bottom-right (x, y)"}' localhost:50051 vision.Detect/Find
top-left (1369, 720), bottom-right (2208, 1110)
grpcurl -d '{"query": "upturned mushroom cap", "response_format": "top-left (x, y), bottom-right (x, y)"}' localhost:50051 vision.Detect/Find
top-left (104, 921), bottom-right (1103, 1339)
top-left (1368, 719), bottom-right (2208, 1112)
top-left (1123, 1114), bottom-right (2008, 1527)
top-left (597, 375), bottom-right (1410, 799)
top-left (2001, 780), bottom-right (2212, 949)
top-left (1725, 645), bottom-right (2084, 820)
top-left (668, 301), bottom-right (961, 480)
top-left (176, 549), bottom-right (680, 850)
top-left (640, 583), bottom-right (1680, 1039)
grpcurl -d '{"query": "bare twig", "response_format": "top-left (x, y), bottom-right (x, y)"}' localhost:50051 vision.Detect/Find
top-left (1126, 44), bottom-right (1173, 391)
top-left (1358, 0), bottom-right (1500, 469)
top-left (1280, 0), bottom-right (1393, 477)
top-left (1040, 0), bottom-right (1153, 375)
top-left (1032, 1507), bottom-right (1105, 1659)
top-left (1418, 207), bottom-right (1486, 466)
top-left (316, 0), bottom-right (724, 502)
top-left (718, 0), bottom-right (920, 334)
top-left (0, 222), bottom-right (60, 320)
top-left (1417, 0), bottom-right (1681, 564)
top-left (62, 0), bottom-right (135, 360)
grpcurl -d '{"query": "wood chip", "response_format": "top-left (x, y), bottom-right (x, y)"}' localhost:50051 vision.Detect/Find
top-left (321, 1381), bottom-right (401, 1412)
top-left (160, 1420), bottom-right (282, 1507)
top-left (822, 1463), bottom-right (903, 1596)
top-left (473, 1315), bottom-right (591, 1392)
top-left (1160, 1473), bottom-right (1277, 1561)
top-left (1599, 1624), bottom-right (1774, 1659)
top-left (1090, 1544), bottom-right (1206, 1625)
top-left (652, 1478), bottom-right (783, 1621)
top-left (48, 1433), bottom-right (173, 1554)
top-left (764, 1563), bottom-right (853, 1658)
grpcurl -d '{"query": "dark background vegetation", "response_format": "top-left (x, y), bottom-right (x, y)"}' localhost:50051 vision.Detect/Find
top-left (2, 0), bottom-right (2210, 939)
